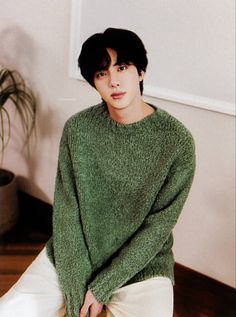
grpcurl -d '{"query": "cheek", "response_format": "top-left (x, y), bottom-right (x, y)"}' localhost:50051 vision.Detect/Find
top-left (95, 83), bottom-right (108, 98)
top-left (94, 81), bottom-right (102, 92)
top-left (130, 75), bottom-right (141, 92)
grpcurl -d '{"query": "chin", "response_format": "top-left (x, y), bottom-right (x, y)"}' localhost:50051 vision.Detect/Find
top-left (109, 99), bottom-right (132, 109)
top-left (109, 103), bottom-right (130, 111)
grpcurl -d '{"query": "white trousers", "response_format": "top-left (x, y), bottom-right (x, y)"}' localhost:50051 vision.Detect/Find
top-left (0, 247), bottom-right (173, 317)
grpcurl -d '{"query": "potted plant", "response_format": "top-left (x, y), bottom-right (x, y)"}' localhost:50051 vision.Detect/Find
top-left (0, 68), bottom-right (36, 235)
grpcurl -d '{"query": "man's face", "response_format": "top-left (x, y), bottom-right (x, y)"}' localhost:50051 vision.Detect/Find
top-left (93, 48), bottom-right (144, 113)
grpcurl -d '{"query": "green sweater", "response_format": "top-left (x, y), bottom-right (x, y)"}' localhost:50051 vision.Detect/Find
top-left (46, 102), bottom-right (195, 317)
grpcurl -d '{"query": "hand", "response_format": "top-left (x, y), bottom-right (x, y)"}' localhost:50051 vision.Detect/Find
top-left (80, 289), bottom-right (104, 317)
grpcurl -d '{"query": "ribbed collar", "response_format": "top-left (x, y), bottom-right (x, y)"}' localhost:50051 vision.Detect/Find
top-left (100, 102), bottom-right (159, 133)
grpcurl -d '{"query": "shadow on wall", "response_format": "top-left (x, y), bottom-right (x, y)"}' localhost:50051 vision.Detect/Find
top-left (0, 25), bottom-right (59, 203)
top-left (17, 176), bottom-right (52, 210)
top-left (0, 25), bottom-right (36, 75)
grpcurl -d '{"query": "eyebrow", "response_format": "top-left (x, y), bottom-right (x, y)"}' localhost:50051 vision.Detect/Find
top-left (94, 59), bottom-right (130, 74)
top-left (96, 61), bottom-right (121, 72)
top-left (113, 61), bottom-right (130, 67)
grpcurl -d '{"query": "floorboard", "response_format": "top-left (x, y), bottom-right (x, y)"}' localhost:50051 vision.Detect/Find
top-left (1, 238), bottom-right (235, 316)
top-left (0, 191), bottom-right (235, 316)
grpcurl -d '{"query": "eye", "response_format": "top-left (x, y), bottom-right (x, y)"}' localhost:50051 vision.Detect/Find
top-left (118, 64), bottom-right (128, 72)
top-left (95, 70), bottom-right (107, 79)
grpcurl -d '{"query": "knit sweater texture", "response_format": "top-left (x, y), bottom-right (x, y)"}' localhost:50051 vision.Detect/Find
top-left (46, 102), bottom-right (195, 317)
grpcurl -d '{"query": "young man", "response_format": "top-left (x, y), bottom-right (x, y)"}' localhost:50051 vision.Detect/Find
top-left (0, 28), bottom-right (195, 317)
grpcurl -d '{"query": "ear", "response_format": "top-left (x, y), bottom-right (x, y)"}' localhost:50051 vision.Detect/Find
top-left (139, 70), bottom-right (145, 81)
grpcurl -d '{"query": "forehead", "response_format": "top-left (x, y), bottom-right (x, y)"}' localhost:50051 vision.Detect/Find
top-left (94, 47), bottom-right (131, 72)
top-left (106, 48), bottom-right (118, 65)
top-left (95, 48), bottom-right (117, 71)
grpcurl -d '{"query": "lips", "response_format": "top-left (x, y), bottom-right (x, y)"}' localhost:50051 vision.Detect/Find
top-left (111, 92), bottom-right (126, 99)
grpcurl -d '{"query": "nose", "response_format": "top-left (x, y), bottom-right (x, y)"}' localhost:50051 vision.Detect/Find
top-left (109, 71), bottom-right (119, 88)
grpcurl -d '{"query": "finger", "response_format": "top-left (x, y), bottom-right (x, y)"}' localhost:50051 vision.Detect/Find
top-left (80, 302), bottom-right (90, 317)
top-left (90, 303), bottom-right (104, 317)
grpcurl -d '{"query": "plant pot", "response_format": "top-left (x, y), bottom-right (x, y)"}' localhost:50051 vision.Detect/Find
top-left (0, 169), bottom-right (19, 236)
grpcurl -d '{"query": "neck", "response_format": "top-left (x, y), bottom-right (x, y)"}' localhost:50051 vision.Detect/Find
top-left (107, 100), bottom-right (155, 125)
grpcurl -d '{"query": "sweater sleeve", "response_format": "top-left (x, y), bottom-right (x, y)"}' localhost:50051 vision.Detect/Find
top-left (52, 123), bottom-right (92, 315)
top-left (88, 137), bottom-right (196, 304)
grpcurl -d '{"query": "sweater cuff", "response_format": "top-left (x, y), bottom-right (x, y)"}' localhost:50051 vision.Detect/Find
top-left (88, 282), bottom-right (113, 305)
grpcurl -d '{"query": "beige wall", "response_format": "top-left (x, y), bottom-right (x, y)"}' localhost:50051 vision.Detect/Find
top-left (145, 96), bottom-right (235, 288)
top-left (1, 0), bottom-right (235, 287)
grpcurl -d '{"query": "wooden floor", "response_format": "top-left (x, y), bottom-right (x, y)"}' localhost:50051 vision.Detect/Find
top-left (0, 195), bottom-right (235, 317)
top-left (1, 237), bottom-right (235, 316)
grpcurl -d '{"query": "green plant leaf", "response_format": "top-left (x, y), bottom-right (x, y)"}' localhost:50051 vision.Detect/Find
top-left (0, 68), bottom-right (37, 163)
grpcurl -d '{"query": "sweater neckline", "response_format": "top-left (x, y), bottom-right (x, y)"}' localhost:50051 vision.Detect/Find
top-left (101, 102), bottom-right (159, 132)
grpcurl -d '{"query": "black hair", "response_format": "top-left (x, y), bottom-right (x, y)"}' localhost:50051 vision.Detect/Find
top-left (78, 28), bottom-right (148, 94)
